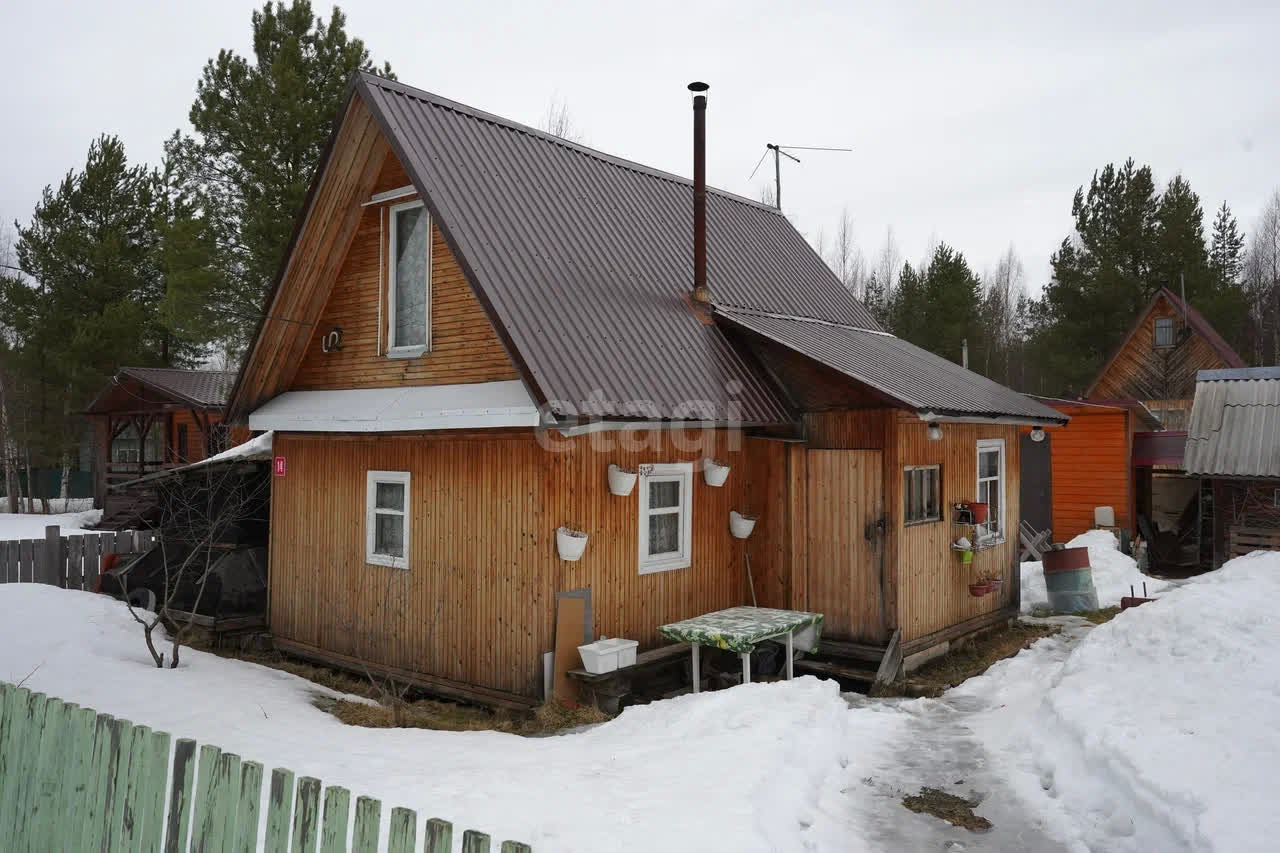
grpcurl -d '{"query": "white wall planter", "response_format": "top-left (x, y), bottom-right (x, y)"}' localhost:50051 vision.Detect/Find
top-left (607, 464), bottom-right (637, 496)
top-left (703, 458), bottom-right (731, 487)
top-left (729, 510), bottom-right (757, 539)
top-left (556, 527), bottom-right (589, 561)
top-left (577, 637), bottom-right (639, 674)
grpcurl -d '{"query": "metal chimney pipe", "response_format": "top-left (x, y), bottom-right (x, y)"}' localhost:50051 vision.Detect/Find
top-left (689, 81), bottom-right (711, 304)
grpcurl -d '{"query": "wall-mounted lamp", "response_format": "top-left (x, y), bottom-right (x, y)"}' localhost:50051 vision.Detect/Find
top-left (1030, 426), bottom-right (1046, 443)
top-left (927, 422), bottom-right (942, 441)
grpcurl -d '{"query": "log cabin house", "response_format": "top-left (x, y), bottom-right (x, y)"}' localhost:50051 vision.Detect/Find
top-left (1184, 367), bottom-right (1280, 569)
top-left (1029, 288), bottom-right (1245, 570)
top-left (86, 367), bottom-right (243, 527)
top-left (224, 73), bottom-right (1066, 706)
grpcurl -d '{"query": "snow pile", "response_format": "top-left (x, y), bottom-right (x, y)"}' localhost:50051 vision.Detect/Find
top-left (0, 508), bottom-right (102, 539)
top-left (0, 584), bottom-right (869, 852)
top-left (1021, 528), bottom-right (1169, 613)
top-left (186, 430), bottom-right (273, 469)
top-left (975, 550), bottom-right (1280, 852)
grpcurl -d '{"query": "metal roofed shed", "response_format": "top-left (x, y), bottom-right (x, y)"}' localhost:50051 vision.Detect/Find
top-left (1184, 367), bottom-right (1280, 478)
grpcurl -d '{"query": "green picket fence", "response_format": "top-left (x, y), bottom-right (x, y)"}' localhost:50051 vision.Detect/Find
top-left (0, 682), bottom-right (532, 852)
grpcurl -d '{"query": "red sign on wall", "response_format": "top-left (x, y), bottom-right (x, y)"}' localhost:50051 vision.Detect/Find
top-left (273, 456), bottom-right (287, 477)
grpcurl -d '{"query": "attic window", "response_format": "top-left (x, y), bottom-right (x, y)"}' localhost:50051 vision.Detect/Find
top-left (388, 200), bottom-right (431, 357)
top-left (1154, 316), bottom-right (1174, 348)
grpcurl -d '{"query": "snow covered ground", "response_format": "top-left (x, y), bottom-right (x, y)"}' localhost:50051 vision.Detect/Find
top-left (1021, 529), bottom-right (1170, 613)
top-left (0, 507), bottom-right (102, 539)
top-left (2, 550), bottom-right (1277, 851)
top-left (0, 584), bottom-right (890, 852)
top-left (972, 550), bottom-right (1280, 853)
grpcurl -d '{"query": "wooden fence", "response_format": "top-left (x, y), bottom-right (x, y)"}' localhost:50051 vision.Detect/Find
top-left (0, 524), bottom-right (157, 590)
top-left (0, 681), bottom-right (531, 852)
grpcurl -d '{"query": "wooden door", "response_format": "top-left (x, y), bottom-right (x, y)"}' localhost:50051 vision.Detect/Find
top-left (806, 450), bottom-right (885, 643)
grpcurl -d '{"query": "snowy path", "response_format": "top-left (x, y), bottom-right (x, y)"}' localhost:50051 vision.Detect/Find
top-left (812, 625), bottom-right (1084, 852)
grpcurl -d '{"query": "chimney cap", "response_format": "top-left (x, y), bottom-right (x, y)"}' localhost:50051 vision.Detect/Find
top-left (687, 81), bottom-right (709, 93)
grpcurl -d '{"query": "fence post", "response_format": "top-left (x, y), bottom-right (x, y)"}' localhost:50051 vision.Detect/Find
top-left (43, 525), bottom-right (62, 587)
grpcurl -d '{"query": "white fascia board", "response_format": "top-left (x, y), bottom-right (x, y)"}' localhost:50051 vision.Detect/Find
top-left (248, 381), bottom-right (539, 432)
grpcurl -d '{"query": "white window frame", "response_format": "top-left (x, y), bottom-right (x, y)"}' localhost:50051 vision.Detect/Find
top-left (637, 462), bottom-right (694, 574)
top-left (386, 199), bottom-right (431, 358)
top-left (1153, 316), bottom-right (1174, 348)
top-left (366, 470), bottom-right (411, 569)
top-left (904, 464), bottom-right (942, 525)
top-left (976, 439), bottom-right (1006, 542)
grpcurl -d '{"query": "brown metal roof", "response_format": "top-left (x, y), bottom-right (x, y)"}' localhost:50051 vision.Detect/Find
top-left (717, 308), bottom-right (1067, 424)
top-left (354, 74), bottom-right (894, 423)
top-left (1184, 367), bottom-right (1280, 477)
top-left (105, 367), bottom-right (236, 410)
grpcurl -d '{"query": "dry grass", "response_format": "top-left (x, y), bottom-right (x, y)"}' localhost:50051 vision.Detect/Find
top-left (902, 787), bottom-right (992, 831)
top-left (209, 643), bottom-right (611, 735)
top-left (331, 697), bottom-right (610, 735)
top-left (878, 621), bottom-right (1058, 698)
top-left (1062, 606), bottom-right (1122, 625)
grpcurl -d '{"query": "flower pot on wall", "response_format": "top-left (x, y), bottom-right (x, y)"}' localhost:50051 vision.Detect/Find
top-left (968, 581), bottom-right (992, 597)
top-left (959, 549), bottom-right (974, 565)
top-left (964, 502), bottom-right (989, 524)
top-left (556, 527), bottom-right (589, 561)
top-left (607, 464), bottom-right (637, 496)
top-left (729, 510), bottom-right (757, 539)
top-left (703, 458), bottom-right (731, 487)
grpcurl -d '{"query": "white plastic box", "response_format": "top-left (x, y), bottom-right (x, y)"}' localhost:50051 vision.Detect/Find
top-left (577, 637), bottom-right (639, 674)
top-left (1095, 506), bottom-right (1116, 527)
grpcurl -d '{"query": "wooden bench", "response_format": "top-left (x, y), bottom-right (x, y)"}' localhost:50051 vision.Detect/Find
top-left (568, 642), bottom-right (691, 712)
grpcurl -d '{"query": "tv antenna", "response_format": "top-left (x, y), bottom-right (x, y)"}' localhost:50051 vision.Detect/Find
top-left (749, 143), bottom-right (852, 211)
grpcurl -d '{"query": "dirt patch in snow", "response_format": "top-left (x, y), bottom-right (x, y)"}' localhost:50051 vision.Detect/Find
top-left (902, 786), bottom-right (992, 831)
top-left (880, 621), bottom-right (1058, 698)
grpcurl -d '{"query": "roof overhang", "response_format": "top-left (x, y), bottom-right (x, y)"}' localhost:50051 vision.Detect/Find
top-left (917, 411), bottom-right (1067, 428)
top-left (247, 381), bottom-right (540, 433)
top-left (1133, 430), bottom-right (1188, 467)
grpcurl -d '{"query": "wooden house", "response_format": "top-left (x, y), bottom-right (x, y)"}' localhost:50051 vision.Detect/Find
top-left (225, 74), bottom-right (1066, 705)
top-left (85, 367), bottom-right (244, 526)
top-left (1184, 367), bottom-right (1280, 569)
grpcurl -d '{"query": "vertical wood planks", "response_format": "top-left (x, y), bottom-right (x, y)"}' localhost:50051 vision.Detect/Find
top-left (164, 737), bottom-right (198, 853)
top-left (424, 818), bottom-right (454, 853)
top-left (263, 767), bottom-right (295, 853)
top-left (386, 806), bottom-right (417, 853)
top-left (233, 761), bottom-right (265, 853)
top-left (0, 680), bottom-right (533, 852)
top-left (291, 775), bottom-right (322, 853)
top-left (350, 795), bottom-right (381, 853)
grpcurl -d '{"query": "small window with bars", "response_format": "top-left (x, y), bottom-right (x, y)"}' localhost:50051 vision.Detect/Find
top-left (904, 465), bottom-right (942, 524)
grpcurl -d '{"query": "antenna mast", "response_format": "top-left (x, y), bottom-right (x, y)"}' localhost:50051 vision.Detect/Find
top-left (750, 143), bottom-right (852, 211)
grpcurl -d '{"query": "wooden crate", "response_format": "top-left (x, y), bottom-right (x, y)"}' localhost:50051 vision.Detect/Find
top-left (1228, 526), bottom-right (1280, 559)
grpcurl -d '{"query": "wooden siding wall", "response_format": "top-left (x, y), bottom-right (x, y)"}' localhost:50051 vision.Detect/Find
top-left (1033, 406), bottom-right (1132, 541)
top-left (269, 429), bottom-right (786, 698)
top-left (167, 410), bottom-right (225, 463)
top-left (290, 151), bottom-right (520, 393)
top-left (1091, 296), bottom-right (1233, 405)
top-left (887, 417), bottom-right (1020, 644)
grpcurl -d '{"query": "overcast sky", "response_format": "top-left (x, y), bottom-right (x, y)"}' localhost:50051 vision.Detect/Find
top-left (3, 0), bottom-right (1278, 293)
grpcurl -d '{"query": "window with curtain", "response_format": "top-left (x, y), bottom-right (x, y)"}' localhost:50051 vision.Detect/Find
top-left (1154, 316), bottom-right (1174, 348)
top-left (638, 462), bottom-right (693, 574)
top-left (389, 200), bottom-right (430, 353)
top-left (366, 471), bottom-right (411, 568)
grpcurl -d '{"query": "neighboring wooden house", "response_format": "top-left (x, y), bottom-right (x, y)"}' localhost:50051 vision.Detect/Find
top-left (225, 73), bottom-right (1065, 705)
top-left (1185, 367), bottom-right (1280, 569)
top-left (1021, 398), bottom-right (1162, 542)
top-left (1033, 289), bottom-right (1245, 569)
top-left (85, 367), bottom-right (243, 525)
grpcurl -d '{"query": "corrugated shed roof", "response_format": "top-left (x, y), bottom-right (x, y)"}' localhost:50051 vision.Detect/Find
top-left (1185, 367), bottom-right (1280, 477)
top-left (717, 308), bottom-right (1067, 424)
top-left (357, 74), bottom-right (889, 423)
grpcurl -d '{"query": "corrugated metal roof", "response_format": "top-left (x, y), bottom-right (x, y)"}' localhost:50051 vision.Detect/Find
top-left (358, 74), bottom-right (893, 423)
top-left (120, 368), bottom-right (237, 407)
top-left (717, 308), bottom-right (1067, 424)
top-left (1185, 368), bottom-right (1280, 477)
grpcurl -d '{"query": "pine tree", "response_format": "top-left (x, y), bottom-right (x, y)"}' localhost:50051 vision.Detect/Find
top-left (885, 244), bottom-right (983, 368)
top-left (166, 1), bottom-right (393, 353)
top-left (1209, 202), bottom-right (1245, 285)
